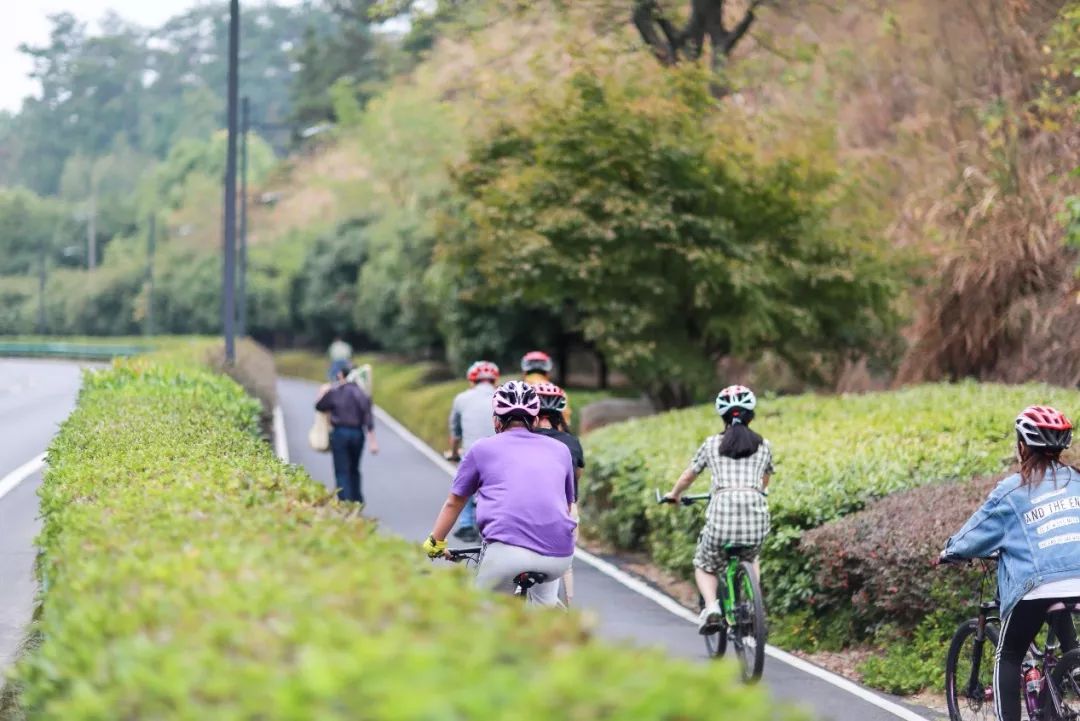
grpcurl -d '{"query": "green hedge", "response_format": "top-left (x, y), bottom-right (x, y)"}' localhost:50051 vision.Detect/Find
top-left (4, 354), bottom-right (789, 719)
top-left (795, 474), bottom-right (1001, 693)
top-left (581, 382), bottom-right (1080, 618)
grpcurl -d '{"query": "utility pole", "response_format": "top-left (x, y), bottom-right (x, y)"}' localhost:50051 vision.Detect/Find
top-left (146, 214), bottom-right (156, 337)
top-left (222, 0), bottom-right (240, 364)
top-left (37, 230), bottom-right (50, 334)
top-left (238, 96), bottom-right (250, 338)
top-left (86, 190), bottom-right (97, 270)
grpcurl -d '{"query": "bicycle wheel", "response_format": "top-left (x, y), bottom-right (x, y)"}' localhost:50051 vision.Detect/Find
top-left (699, 594), bottom-right (726, 659)
top-left (945, 619), bottom-right (999, 721)
top-left (731, 561), bottom-right (766, 683)
top-left (1050, 648), bottom-right (1080, 721)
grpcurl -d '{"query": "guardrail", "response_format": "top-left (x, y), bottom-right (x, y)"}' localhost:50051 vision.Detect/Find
top-left (0, 341), bottom-right (148, 360)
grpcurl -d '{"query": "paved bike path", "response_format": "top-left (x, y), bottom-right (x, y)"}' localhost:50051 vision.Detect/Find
top-left (279, 377), bottom-right (944, 721)
top-left (0, 360), bottom-right (85, 669)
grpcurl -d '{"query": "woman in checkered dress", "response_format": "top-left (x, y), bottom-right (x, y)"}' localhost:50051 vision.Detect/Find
top-left (663, 385), bottom-right (773, 633)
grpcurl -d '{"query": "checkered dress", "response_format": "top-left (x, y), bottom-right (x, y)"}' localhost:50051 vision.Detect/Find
top-left (689, 434), bottom-right (774, 573)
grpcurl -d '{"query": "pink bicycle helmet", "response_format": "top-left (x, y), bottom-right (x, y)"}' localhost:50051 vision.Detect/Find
top-left (533, 381), bottom-right (568, 412)
top-left (1016, 405), bottom-right (1073, 451)
top-left (492, 380), bottom-right (540, 420)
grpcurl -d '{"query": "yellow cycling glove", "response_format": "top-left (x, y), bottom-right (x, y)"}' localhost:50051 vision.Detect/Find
top-left (423, 535), bottom-right (448, 559)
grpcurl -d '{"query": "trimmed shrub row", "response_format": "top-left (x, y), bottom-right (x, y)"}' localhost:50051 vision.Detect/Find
top-left (5, 350), bottom-right (789, 719)
top-left (794, 475), bottom-right (1002, 692)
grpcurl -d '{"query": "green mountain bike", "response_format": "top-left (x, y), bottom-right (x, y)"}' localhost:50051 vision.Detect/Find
top-left (656, 490), bottom-right (767, 683)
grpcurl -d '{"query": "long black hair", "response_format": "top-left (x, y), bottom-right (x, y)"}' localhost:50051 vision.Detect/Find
top-left (718, 408), bottom-right (763, 459)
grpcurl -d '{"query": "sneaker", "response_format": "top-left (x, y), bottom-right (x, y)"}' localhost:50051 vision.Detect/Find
top-left (698, 601), bottom-right (722, 635)
top-left (453, 526), bottom-right (480, 543)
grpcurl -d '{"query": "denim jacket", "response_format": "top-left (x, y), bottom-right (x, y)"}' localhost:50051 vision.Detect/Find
top-left (945, 465), bottom-right (1080, 618)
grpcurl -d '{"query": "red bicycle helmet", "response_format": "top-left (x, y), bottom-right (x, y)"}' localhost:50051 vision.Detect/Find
top-left (521, 351), bottom-right (553, 374)
top-left (533, 381), bottom-right (568, 412)
top-left (1016, 405), bottom-right (1073, 451)
top-left (466, 360), bottom-right (500, 383)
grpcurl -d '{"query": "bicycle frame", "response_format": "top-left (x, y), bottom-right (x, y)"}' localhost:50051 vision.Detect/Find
top-left (444, 546), bottom-right (544, 603)
top-left (945, 558), bottom-right (1080, 721)
top-left (722, 556), bottom-right (743, 625)
top-left (654, 488), bottom-right (749, 623)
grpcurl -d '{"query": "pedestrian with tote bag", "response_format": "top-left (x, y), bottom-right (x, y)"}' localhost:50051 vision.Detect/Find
top-left (315, 361), bottom-right (379, 503)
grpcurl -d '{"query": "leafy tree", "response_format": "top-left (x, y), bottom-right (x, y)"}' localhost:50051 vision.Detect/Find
top-left (442, 68), bottom-right (898, 406)
top-left (294, 220), bottom-right (370, 344)
top-left (0, 188), bottom-right (76, 275)
top-left (369, 0), bottom-right (477, 57)
top-left (288, 1), bottom-right (387, 131)
top-left (349, 85), bottom-right (465, 355)
top-left (151, 131), bottom-right (276, 212)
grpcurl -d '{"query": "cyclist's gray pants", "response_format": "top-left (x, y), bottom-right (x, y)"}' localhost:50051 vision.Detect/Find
top-left (475, 541), bottom-right (573, 608)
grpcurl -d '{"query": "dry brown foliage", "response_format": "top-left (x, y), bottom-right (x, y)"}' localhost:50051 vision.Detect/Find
top-left (723, 0), bottom-right (1080, 385)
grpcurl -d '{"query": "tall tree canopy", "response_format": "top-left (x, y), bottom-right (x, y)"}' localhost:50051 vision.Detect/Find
top-left (441, 68), bottom-right (898, 406)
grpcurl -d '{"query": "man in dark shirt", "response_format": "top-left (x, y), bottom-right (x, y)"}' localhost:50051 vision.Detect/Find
top-left (315, 363), bottom-right (379, 503)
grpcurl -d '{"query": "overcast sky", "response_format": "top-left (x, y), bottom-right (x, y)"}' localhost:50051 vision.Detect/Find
top-left (0, 1), bottom-right (295, 113)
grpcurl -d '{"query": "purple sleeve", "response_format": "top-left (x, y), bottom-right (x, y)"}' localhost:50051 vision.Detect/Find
top-left (315, 389), bottom-right (333, 413)
top-left (450, 447), bottom-right (481, 497)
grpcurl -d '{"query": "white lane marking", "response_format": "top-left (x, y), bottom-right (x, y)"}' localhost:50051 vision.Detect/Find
top-left (371, 406), bottom-right (458, 474)
top-left (0, 453), bottom-right (46, 502)
top-left (285, 398), bottom-right (931, 721)
top-left (273, 405), bottom-right (290, 463)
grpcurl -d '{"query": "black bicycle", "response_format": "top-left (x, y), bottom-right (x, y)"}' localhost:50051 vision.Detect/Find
top-left (445, 546), bottom-right (553, 605)
top-left (942, 557), bottom-right (1080, 721)
top-left (656, 490), bottom-right (767, 683)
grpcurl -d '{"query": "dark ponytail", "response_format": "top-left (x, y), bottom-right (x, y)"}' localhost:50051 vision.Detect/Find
top-left (718, 409), bottom-right (763, 459)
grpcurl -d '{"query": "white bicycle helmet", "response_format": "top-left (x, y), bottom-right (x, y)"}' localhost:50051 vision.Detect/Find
top-left (715, 385), bottom-right (757, 419)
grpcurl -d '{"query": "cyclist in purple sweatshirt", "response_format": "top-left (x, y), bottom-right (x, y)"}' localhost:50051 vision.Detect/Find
top-left (423, 381), bottom-right (576, 607)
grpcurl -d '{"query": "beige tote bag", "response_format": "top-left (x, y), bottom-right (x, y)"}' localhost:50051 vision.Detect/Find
top-left (308, 411), bottom-right (331, 452)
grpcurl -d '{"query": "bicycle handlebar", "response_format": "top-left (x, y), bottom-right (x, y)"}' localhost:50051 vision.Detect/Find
top-left (654, 489), bottom-right (711, 506)
top-left (446, 546), bottom-right (483, 562)
top-left (937, 551), bottom-right (999, 567)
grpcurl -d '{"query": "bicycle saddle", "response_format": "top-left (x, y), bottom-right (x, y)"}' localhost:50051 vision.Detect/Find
top-left (513, 571), bottom-right (549, 590)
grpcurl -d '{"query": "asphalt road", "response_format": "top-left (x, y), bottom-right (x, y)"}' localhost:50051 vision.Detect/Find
top-left (278, 377), bottom-right (944, 721)
top-left (0, 359), bottom-right (85, 669)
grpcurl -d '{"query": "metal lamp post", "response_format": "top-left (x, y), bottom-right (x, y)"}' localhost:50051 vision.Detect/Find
top-left (222, 0), bottom-right (240, 364)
